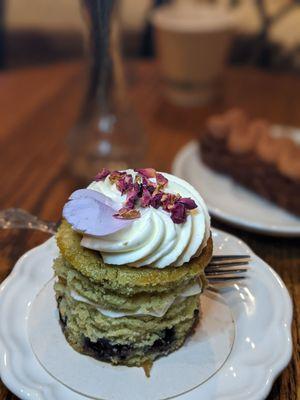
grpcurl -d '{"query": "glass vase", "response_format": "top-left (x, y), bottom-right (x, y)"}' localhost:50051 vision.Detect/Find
top-left (69, 0), bottom-right (146, 183)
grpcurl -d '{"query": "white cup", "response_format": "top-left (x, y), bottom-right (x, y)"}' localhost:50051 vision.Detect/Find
top-left (152, 2), bottom-right (235, 106)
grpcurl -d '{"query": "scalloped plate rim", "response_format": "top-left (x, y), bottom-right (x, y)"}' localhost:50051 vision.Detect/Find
top-left (0, 231), bottom-right (293, 400)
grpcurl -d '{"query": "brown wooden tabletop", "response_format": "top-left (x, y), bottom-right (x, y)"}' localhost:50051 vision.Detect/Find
top-left (0, 61), bottom-right (299, 400)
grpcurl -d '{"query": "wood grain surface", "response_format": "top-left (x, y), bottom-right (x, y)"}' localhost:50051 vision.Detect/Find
top-left (0, 61), bottom-right (299, 400)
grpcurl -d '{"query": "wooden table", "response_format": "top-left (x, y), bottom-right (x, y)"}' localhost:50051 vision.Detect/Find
top-left (0, 61), bottom-right (299, 400)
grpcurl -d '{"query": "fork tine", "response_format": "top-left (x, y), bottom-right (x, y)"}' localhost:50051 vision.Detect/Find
top-left (206, 268), bottom-right (248, 276)
top-left (204, 254), bottom-right (250, 285)
top-left (207, 275), bottom-right (247, 282)
top-left (208, 263), bottom-right (250, 270)
top-left (207, 262), bottom-right (249, 268)
top-left (209, 258), bottom-right (250, 266)
top-left (206, 261), bottom-right (248, 269)
top-left (211, 255), bottom-right (251, 261)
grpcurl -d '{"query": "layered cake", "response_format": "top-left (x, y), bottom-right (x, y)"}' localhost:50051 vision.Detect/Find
top-left (54, 168), bottom-right (212, 372)
top-left (200, 109), bottom-right (300, 215)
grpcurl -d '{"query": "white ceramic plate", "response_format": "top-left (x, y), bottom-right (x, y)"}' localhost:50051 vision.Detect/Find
top-left (0, 231), bottom-right (293, 400)
top-left (172, 141), bottom-right (300, 236)
top-left (28, 280), bottom-right (235, 400)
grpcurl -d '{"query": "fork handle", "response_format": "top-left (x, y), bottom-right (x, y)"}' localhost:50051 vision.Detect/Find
top-left (0, 208), bottom-right (58, 235)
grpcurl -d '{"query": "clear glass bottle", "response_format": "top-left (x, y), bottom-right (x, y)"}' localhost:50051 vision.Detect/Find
top-left (69, 0), bottom-right (146, 182)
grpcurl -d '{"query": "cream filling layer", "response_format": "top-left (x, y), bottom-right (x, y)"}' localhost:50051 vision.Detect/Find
top-left (69, 282), bottom-right (202, 319)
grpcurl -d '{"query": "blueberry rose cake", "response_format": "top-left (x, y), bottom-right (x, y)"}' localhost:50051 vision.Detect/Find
top-left (200, 108), bottom-right (300, 215)
top-left (54, 168), bottom-right (212, 373)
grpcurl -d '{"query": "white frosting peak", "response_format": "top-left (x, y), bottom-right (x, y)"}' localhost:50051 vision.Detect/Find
top-left (81, 170), bottom-right (210, 268)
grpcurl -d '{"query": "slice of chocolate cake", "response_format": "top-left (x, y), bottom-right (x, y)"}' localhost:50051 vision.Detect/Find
top-left (200, 109), bottom-right (300, 216)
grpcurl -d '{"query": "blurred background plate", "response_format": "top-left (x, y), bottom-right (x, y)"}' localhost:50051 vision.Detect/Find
top-left (173, 140), bottom-right (300, 236)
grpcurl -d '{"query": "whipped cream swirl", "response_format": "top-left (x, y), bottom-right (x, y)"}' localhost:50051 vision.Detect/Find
top-left (81, 170), bottom-right (210, 268)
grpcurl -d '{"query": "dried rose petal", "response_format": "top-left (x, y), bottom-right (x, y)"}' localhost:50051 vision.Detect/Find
top-left (161, 193), bottom-right (180, 211)
top-left (114, 208), bottom-right (141, 219)
top-left (152, 185), bottom-right (162, 196)
top-left (116, 174), bottom-right (133, 194)
top-left (94, 168), bottom-right (111, 181)
top-left (141, 187), bottom-right (151, 207)
top-left (124, 174), bottom-right (133, 186)
top-left (156, 173), bottom-right (168, 188)
top-left (170, 203), bottom-right (187, 224)
top-left (136, 168), bottom-right (156, 178)
top-left (109, 170), bottom-right (126, 184)
top-left (150, 192), bottom-right (163, 209)
top-left (134, 174), bottom-right (143, 185)
top-left (102, 169), bottom-right (196, 224)
top-left (142, 176), bottom-right (157, 193)
top-left (116, 178), bottom-right (127, 194)
top-left (161, 193), bottom-right (168, 203)
top-left (125, 184), bottom-right (140, 209)
top-left (178, 198), bottom-right (198, 210)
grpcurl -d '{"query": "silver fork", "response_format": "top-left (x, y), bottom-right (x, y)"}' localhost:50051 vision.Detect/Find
top-left (0, 208), bottom-right (250, 283)
top-left (0, 208), bottom-right (58, 234)
top-left (205, 254), bottom-right (250, 285)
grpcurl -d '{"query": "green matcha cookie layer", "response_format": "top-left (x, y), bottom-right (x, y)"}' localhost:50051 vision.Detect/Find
top-left (56, 220), bottom-right (212, 295)
top-left (56, 286), bottom-right (200, 367)
top-left (54, 220), bottom-right (212, 368)
top-left (54, 256), bottom-right (205, 313)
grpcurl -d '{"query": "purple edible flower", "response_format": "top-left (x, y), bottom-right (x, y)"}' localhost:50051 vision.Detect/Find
top-left (63, 189), bottom-right (132, 236)
top-left (69, 189), bottom-right (117, 208)
top-left (94, 168), bottom-right (110, 181)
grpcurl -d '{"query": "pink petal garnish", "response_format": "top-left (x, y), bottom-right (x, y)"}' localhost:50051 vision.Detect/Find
top-left (161, 193), bottom-right (179, 211)
top-left (141, 187), bottom-right (151, 207)
top-left (125, 184), bottom-right (140, 209)
top-left (142, 176), bottom-right (157, 193)
top-left (109, 170), bottom-right (126, 184)
top-left (63, 189), bottom-right (131, 236)
top-left (94, 168), bottom-right (110, 181)
top-left (150, 192), bottom-right (163, 209)
top-left (116, 174), bottom-right (133, 194)
top-left (136, 168), bottom-right (156, 178)
top-left (156, 173), bottom-right (168, 187)
top-left (178, 198), bottom-right (198, 210)
top-left (114, 208), bottom-right (141, 219)
top-left (170, 203), bottom-right (187, 224)
top-left (134, 174), bottom-right (143, 184)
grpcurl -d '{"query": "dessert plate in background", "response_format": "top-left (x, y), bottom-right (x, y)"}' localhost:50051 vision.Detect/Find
top-left (173, 141), bottom-right (300, 236)
top-left (0, 230), bottom-right (292, 400)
